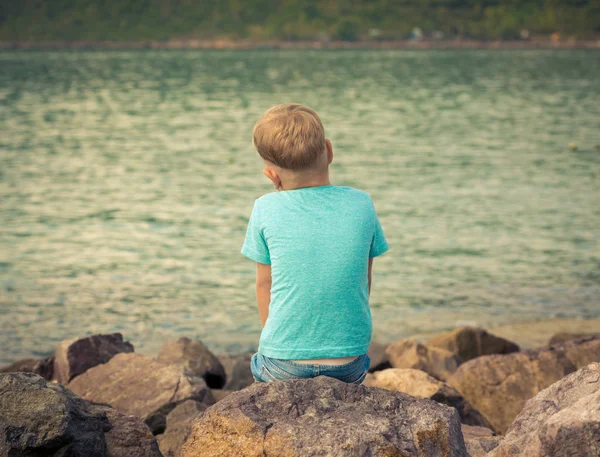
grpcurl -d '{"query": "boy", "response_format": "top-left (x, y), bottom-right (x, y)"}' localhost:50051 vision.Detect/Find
top-left (242, 103), bottom-right (388, 384)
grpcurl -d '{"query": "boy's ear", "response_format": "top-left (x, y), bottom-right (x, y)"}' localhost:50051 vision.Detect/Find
top-left (263, 167), bottom-right (282, 190)
top-left (325, 139), bottom-right (333, 165)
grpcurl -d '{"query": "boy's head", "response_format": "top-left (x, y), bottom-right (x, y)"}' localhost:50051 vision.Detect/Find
top-left (252, 104), bottom-right (333, 189)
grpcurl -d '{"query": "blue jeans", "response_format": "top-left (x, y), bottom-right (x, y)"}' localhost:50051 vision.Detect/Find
top-left (250, 352), bottom-right (370, 384)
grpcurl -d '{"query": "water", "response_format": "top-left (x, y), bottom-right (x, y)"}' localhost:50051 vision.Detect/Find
top-left (1, 49), bottom-right (599, 365)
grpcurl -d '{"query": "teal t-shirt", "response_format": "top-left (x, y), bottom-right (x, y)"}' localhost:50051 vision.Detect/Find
top-left (241, 185), bottom-right (389, 359)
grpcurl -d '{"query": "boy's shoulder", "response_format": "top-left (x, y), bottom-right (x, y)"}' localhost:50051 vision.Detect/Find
top-left (255, 186), bottom-right (373, 205)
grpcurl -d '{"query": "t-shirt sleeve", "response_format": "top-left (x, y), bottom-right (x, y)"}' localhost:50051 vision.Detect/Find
top-left (369, 205), bottom-right (389, 259)
top-left (241, 201), bottom-right (271, 265)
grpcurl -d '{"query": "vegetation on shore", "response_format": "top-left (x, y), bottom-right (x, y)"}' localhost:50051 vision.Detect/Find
top-left (1, 0), bottom-right (599, 43)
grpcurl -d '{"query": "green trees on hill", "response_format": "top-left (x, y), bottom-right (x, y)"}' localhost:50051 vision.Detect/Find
top-left (1, 0), bottom-right (599, 42)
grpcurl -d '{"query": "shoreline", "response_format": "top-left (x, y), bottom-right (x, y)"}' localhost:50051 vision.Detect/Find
top-left (1, 39), bottom-right (600, 50)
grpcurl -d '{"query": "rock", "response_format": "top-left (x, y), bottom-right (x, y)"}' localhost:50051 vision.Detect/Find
top-left (54, 333), bottom-right (134, 384)
top-left (548, 332), bottom-right (599, 345)
top-left (461, 425), bottom-right (500, 457)
top-left (363, 368), bottom-right (492, 429)
top-left (68, 352), bottom-right (214, 434)
top-left (92, 405), bottom-right (163, 457)
top-left (157, 400), bottom-right (209, 457)
top-left (428, 327), bottom-right (519, 362)
top-left (0, 355), bottom-right (55, 380)
top-left (181, 376), bottom-right (468, 457)
top-left (211, 389), bottom-right (235, 402)
top-left (216, 351), bottom-right (254, 390)
top-left (385, 338), bottom-right (462, 381)
top-left (157, 337), bottom-right (226, 389)
top-left (0, 372), bottom-right (110, 456)
top-left (367, 340), bottom-right (391, 372)
top-left (489, 362), bottom-right (600, 457)
top-left (448, 335), bottom-right (600, 434)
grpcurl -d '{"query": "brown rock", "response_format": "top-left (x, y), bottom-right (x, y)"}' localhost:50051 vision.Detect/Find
top-left (54, 333), bottom-right (134, 384)
top-left (0, 355), bottom-right (55, 380)
top-left (216, 351), bottom-right (254, 390)
top-left (367, 340), bottom-right (391, 372)
top-left (428, 327), bottom-right (519, 362)
top-left (157, 337), bottom-right (226, 389)
top-left (385, 338), bottom-right (462, 381)
top-left (489, 362), bottom-right (600, 457)
top-left (93, 405), bottom-right (163, 457)
top-left (548, 332), bottom-right (600, 346)
top-left (157, 400), bottom-right (209, 457)
top-left (448, 335), bottom-right (600, 434)
top-left (68, 352), bottom-right (214, 434)
top-left (363, 368), bottom-right (492, 429)
top-left (461, 425), bottom-right (500, 457)
top-left (181, 376), bottom-right (468, 457)
top-left (210, 389), bottom-right (235, 402)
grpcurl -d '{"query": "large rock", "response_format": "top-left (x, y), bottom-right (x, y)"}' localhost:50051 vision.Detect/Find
top-left (216, 351), bottom-right (254, 390)
top-left (157, 337), bottom-right (226, 389)
top-left (385, 338), bottom-right (462, 381)
top-left (363, 368), bottom-right (492, 429)
top-left (94, 405), bottom-right (163, 457)
top-left (428, 327), bottom-right (519, 362)
top-left (54, 333), bottom-right (134, 384)
top-left (0, 355), bottom-right (55, 380)
top-left (0, 372), bottom-right (110, 456)
top-left (181, 376), bottom-right (468, 457)
top-left (157, 400), bottom-right (209, 457)
top-left (68, 352), bottom-right (214, 434)
top-left (461, 425), bottom-right (500, 457)
top-left (367, 340), bottom-right (391, 372)
top-left (548, 332), bottom-right (600, 345)
top-left (448, 335), bottom-right (600, 434)
top-left (489, 362), bottom-right (600, 457)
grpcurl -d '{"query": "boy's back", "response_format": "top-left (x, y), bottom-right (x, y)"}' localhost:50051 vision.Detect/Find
top-left (242, 185), bottom-right (388, 359)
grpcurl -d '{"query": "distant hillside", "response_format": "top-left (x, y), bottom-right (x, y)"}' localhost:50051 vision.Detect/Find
top-left (1, 0), bottom-right (599, 42)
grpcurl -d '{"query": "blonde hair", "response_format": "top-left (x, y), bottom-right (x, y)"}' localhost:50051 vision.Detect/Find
top-left (252, 104), bottom-right (326, 170)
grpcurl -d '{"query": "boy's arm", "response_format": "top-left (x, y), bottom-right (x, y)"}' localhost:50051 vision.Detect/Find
top-left (368, 257), bottom-right (373, 296)
top-left (256, 262), bottom-right (272, 328)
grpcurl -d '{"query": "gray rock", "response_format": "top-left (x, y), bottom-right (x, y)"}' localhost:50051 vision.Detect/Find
top-left (0, 355), bottom-right (55, 380)
top-left (54, 333), bottom-right (134, 384)
top-left (461, 425), bottom-right (500, 457)
top-left (428, 327), bottom-right (519, 362)
top-left (367, 340), bottom-right (391, 372)
top-left (157, 337), bottom-right (226, 389)
top-left (385, 338), bottom-right (462, 381)
top-left (68, 352), bottom-right (214, 434)
top-left (180, 376), bottom-right (468, 457)
top-left (157, 400), bottom-right (208, 457)
top-left (92, 405), bottom-right (163, 457)
top-left (216, 351), bottom-right (254, 390)
top-left (448, 335), bottom-right (600, 434)
top-left (489, 362), bottom-right (600, 457)
top-left (363, 368), bottom-right (492, 429)
top-left (0, 372), bottom-right (110, 456)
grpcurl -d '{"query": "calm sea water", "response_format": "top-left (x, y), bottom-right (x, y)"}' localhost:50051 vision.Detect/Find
top-left (1, 49), bottom-right (599, 365)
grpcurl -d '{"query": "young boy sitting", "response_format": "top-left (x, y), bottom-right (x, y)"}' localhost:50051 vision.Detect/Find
top-left (242, 103), bottom-right (389, 384)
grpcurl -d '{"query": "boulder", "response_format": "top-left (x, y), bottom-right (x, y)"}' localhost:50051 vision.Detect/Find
top-left (68, 352), bottom-right (214, 434)
top-left (367, 340), bottom-right (391, 372)
top-left (548, 332), bottom-right (599, 345)
top-left (181, 376), bottom-right (468, 457)
top-left (489, 362), bottom-right (600, 457)
top-left (0, 372), bottom-right (110, 456)
top-left (0, 355), bottom-right (55, 380)
top-left (157, 337), bottom-right (226, 389)
top-left (54, 333), bottom-right (134, 384)
top-left (385, 338), bottom-right (462, 381)
top-left (448, 335), bottom-right (600, 434)
top-left (363, 368), bottom-right (492, 429)
top-left (216, 351), bottom-right (254, 390)
top-left (92, 405), bottom-right (163, 457)
top-left (461, 425), bottom-right (500, 457)
top-left (157, 400), bottom-right (209, 457)
top-left (427, 327), bottom-right (519, 362)
top-left (210, 389), bottom-right (236, 402)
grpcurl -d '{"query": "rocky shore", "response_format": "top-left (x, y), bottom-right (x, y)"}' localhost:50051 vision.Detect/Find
top-left (1, 328), bottom-right (599, 456)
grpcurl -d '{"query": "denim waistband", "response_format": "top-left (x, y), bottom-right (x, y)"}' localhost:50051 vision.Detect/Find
top-left (265, 353), bottom-right (367, 369)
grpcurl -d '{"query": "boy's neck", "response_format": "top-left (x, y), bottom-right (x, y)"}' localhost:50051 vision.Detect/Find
top-left (280, 171), bottom-right (331, 191)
